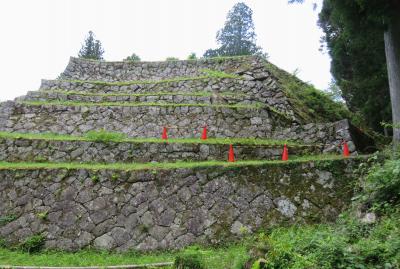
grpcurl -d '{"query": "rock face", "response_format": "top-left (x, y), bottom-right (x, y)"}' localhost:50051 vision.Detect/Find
top-left (0, 159), bottom-right (361, 251)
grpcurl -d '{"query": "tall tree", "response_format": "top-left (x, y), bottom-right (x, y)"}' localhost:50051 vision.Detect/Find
top-left (291, 0), bottom-right (400, 145)
top-left (203, 2), bottom-right (265, 57)
top-left (78, 31), bottom-right (105, 60)
top-left (318, 0), bottom-right (391, 133)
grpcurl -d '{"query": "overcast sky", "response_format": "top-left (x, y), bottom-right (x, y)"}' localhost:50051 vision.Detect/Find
top-left (0, 0), bottom-right (331, 101)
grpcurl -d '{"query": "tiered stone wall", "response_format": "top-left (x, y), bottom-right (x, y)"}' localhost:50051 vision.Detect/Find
top-left (0, 138), bottom-right (321, 163)
top-left (61, 56), bottom-right (267, 81)
top-left (0, 102), bottom-right (285, 138)
top-left (0, 158), bottom-right (362, 251)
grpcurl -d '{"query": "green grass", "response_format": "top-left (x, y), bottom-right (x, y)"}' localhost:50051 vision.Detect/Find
top-left (0, 131), bottom-right (304, 146)
top-left (0, 244), bottom-right (248, 268)
top-left (18, 100), bottom-right (263, 110)
top-left (0, 155), bottom-right (362, 171)
top-left (39, 89), bottom-right (245, 98)
top-left (265, 62), bottom-right (350, 123)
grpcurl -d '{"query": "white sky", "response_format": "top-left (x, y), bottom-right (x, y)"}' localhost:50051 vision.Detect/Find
top-left (0, 0), bottom-right (331, 101)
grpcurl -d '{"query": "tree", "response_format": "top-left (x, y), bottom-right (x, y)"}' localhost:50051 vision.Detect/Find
top-left (124, 53), bottom-right (141, 62)
top-left (78, 31), bottom-right (105, 60)
top-left (203, 2), bottom-right (265, 57)
top-left (318, 0), bottom-right (391, 133)
top-left (291, 0), bottom-right (400, 145)
top-left (187, 52), bottom-right (197, 60)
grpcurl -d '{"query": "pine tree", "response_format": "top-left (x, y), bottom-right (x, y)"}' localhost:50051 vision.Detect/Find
top-left (78, 31), bottom-right (105, 60)
top-left (203, 2), bottom-right (265, 57)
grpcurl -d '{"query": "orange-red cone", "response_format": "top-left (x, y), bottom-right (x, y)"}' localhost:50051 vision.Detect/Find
top-left (282, 144), bottom-right (288, 161)
top-left (201, 126), bottom-right (207, 140)
top-left (228, 144), bottom-right (235, 162)
top-left (162, 127), bottom-right (168, 140)
top-left (343, 141), bottom-right (350, 157)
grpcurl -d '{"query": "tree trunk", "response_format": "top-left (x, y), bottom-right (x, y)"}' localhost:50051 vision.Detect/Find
top-left (384, 13), bottom-right (400, 148)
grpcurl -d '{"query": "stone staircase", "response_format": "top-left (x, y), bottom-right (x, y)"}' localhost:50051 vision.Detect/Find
top-left (0, 56), bottom-right (368, 252)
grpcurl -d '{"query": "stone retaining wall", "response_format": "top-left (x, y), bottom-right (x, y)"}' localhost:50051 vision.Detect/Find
top-left (21, 91), bottom-right (251, 105)
top-left (39, 76), bottom-right (293, 118)
top-left (0, 138), bottom-right (321, 163)
top-left (0, 158), bottom-right (362, 251)
top-left (0, 102), bottom-right (284, 138)
top-left (61, 56), bottom-right (266, 81)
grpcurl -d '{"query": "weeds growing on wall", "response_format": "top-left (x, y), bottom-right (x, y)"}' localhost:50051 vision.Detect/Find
top-left (244, 149), bottom-right (400, 269)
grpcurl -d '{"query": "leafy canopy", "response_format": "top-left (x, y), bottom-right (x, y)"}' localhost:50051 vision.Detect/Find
top-left (203, 2), bottom-right (265, 58)
top-left (78, 31), bottom-right (105, 60)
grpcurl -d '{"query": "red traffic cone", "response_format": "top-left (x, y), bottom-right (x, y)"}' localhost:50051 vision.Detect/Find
top-left (342, 141), bottom-right (350, 157)
top-left (228, 144), bottom-right (235, 162)
top-left (282, 144), bottom-right (288, 161)
top-left (162, 127), bottom-right (168, 140)
top-left (201, 126), bottom-right (207, 140)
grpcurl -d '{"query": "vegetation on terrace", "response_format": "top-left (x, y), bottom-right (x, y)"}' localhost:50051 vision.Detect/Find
top-left (0, 244), bottom-right (248, 269)
top-left (0, 155), bottom-right (360, 171)
top-left (0, 131), bottom-right (304, 146)
top-left (265, 61), bottom-right (350, 123)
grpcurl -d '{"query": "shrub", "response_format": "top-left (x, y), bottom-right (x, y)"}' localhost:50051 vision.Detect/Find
top-left (84, 130), bottom-right (126, 142)
top-left (366, 159), bottom-right (400, 206)
top-left (174, 253), bottom-right (205, 269)
top-left (19, 234), bottom-right (45, 253)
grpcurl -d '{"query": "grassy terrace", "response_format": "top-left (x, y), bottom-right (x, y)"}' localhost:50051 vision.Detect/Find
top-left (0, 245), bottom-right (248, 268)
top-left (0, 131), bottom-right (305, 147)
top-left (0, 155), bottom-right (362, 171)
top-left (38, 89), bottom-right (246, 98)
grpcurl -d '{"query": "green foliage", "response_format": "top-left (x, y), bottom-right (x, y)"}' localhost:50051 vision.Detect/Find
top-left (90, 175), bottom-right (99, 183)
top-left (243, 152), bottom-right (400, 269)
top-left (246, 214), bottom-right (400, 269)
top-left (318, 0), bottom-right (392, 133)
top-left (203, 2), bottom-right (265, 58)
top-left (166, 57), bottom-right (179, 61)
top-left (187, 52), bottom-right (197, 60)
top-left (19, 234), bottom-right (45, 253)
top-left (0, 244), bottom-right (247, 268)
top-left (174, 253), bottom-right (205, 269)
top-left (365, 159), bottom-right (400, 206)
top-left (265, 62), bottom-right (350, 123)
top-left (84, 130), bottom-right (127, 142)
top-left (78, 31), bottom-right (105, 60)
top-left (0, 215), bottom-right (16, 226)
top-left (124, 53), bottom-right (141, 62)
top-left (200, 69), bottom-right (240, 79)
top-left (36, 211), bottom-right (48, 221)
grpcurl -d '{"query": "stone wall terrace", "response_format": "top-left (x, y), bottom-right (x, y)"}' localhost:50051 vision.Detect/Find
top-left (0, 138), bottom-right (321, 163)
top-left (0, 102), bottom-right (282, 138)
top-left (61, 56), bottom-right (267, 81)
top-left (0, 158), bottom-right (363, 251)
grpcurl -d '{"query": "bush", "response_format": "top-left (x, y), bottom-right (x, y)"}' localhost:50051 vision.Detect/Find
top-left (174, 253), bottom-right (205, 269)
top-left (366, 159), bottom-right (400, 206)
top-left (84, 130), bottom-right (126, 142)
top-left (19, 234), bottom-right (45, 253)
